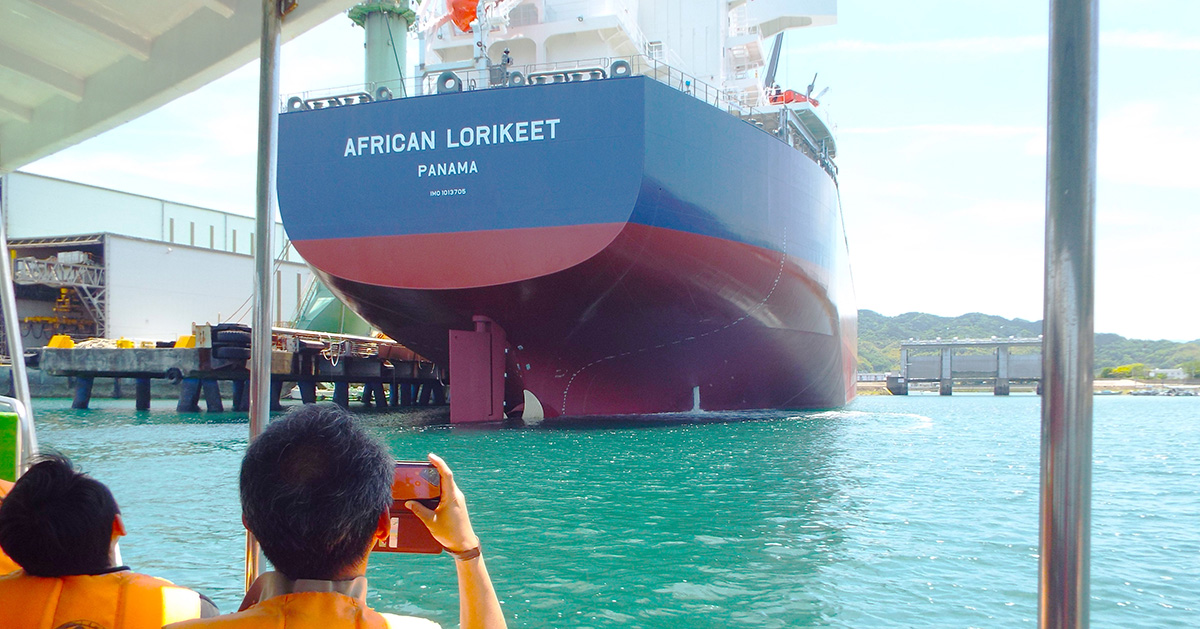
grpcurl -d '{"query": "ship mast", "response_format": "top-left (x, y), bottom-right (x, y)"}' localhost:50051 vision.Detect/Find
top-left (350, 0), bottom-right (414, 96)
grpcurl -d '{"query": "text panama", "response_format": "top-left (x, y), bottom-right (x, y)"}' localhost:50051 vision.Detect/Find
top-left (343, 119), bottom-right (562, 157)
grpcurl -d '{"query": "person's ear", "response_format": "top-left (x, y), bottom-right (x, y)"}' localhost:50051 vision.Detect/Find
top-left (374, 510), bottom-right (391, 542)
top-left (242, 513), bottom-right (250, 531)
top-left (112, 514), bottom-right (127, 539)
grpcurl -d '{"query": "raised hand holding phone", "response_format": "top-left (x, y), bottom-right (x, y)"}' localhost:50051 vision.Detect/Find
top-left (404, 453), bottom-right (480, 555)
top-left (374, 460), bottom-right (443, 554)
top-left (402, 453), bottom-right (506, 629)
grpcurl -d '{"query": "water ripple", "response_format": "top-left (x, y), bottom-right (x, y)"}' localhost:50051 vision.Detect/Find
top-left (25, 395), bottom-right (1200, 627)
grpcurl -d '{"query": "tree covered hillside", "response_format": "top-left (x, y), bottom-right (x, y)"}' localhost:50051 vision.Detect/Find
top-left (857, 310), bottom-right (1200, 376)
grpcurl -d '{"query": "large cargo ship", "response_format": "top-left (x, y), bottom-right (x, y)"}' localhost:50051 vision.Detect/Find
top-left (277, 0), bottom-right (855, 420)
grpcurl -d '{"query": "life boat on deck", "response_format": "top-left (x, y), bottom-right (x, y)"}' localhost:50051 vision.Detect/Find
top-left (768, 89), bottom-right (820, 107)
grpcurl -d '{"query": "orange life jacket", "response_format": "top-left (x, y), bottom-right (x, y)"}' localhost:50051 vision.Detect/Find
top-left (0, 479), bottom-right (17, 575)
top-left (0, 569), bottom-right (202, 629)
top-left (166, 591), bottom-right (439, 629)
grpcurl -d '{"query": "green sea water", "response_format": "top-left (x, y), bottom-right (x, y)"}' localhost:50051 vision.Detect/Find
top-left (26, 395), bottom-right (1200, 627)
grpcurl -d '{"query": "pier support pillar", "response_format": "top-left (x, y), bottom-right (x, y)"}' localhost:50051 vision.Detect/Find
top-left (271, 380), bottom-right (284, 411)
top-left (388, 382), bottom-right (400, 407)
top-left (371, 382), bottom-right (388, 409)
top-left (885, 375), bottom-right (908, 396)
top-left (202, 379), bottom-right (224, 412)
top-left (939, 348), bottom-right (953, 396)
top-left (232, 380), bottom-right (250, 412)
top-left (334, 382), bottom-right (349, 408)
top-left (401, 383), bottom-right (414, 406)
top-left (135, 378), bottom-right (152, 410)
top-left (995, 346), bottom-right (1011, 395)
top-left (448, 316), bottom-right (506, 422)
top-left (72, 377), bottom-right (94, 410)
top-left (433, 382), bottom-right (446, 405)
top-left (111, 377), bottom-right (123, 399)
top-left (417, 384), bottom-right (431, 406)
top-left (177, 378), bottom-right (202, 412)
top-left (300, 381), bottom-right (317, 404)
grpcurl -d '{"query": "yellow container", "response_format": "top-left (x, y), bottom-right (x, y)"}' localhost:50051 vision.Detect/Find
top-left (46, 334), bottom-right (75, 349)
top-left (174, 335), bottom-right (196, 348)
top-left (116, 337), bottom-right (134, 349)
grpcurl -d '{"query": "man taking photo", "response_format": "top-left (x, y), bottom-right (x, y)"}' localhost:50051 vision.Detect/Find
top-left (172, 404), bottom-right (505, 629)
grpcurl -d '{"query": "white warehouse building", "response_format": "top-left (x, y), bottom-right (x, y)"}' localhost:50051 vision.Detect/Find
top-left (1, 171), bottom-right (315, 345)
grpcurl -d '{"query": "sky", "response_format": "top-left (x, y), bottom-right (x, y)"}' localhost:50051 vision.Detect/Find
top-left (21, 1), bottom-right (1200, 341)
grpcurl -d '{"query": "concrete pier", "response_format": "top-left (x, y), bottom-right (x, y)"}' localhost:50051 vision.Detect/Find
top-left (334, 382), bottom-right (350, 408)
top-left (135, 378), bottom-right (152, 410)
top-left (300, 381), bottom-right (317, 404)
top-left (177, 378), bottom-right (201, 412)
top-left (202, 379), bottom-right (224, 412)
top-left (72, 377), bottom-right (93, 410)
top-left (39, 325), bottom-right (447, 413)
top-left (996, 346), bottom-right (1011, 395)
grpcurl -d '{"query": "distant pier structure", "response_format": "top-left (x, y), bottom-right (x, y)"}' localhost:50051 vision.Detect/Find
top-left (887, 337), bottom-right (1043, 395)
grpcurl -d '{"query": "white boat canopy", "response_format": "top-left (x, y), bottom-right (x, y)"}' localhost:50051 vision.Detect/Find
top-left (0, 0), bottom-right (358, 172)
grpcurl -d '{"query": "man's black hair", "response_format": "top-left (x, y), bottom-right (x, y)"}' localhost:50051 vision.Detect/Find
top-left (0, 453), bottom-right (120, 576)
top-left (240, 404), bottom-right (393, 580)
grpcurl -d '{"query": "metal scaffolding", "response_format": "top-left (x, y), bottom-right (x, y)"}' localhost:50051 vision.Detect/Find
top-left (12, 257), bottom-right (107, 337)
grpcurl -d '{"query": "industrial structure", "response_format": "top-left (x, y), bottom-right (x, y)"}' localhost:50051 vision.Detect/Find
top-left (1, 171), bottom-right (313, 350)
top-left (886, 337), bottom-right (1043, 396)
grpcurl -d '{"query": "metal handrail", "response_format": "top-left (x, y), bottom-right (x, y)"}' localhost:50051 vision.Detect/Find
top-left (246, 0), bottom-right (282, 591)
top-left (0, 177), bottom-right (34, 468)
top-left (282, 54), bottom-right (761, 117)
top-left (279, 52), bottom-right (838, 183)
top-left (1040, 0), bottom-right (1097, 626)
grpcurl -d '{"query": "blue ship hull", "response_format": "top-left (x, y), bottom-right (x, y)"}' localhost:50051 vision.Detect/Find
top-left (278, 76), bottom-right (856, 417)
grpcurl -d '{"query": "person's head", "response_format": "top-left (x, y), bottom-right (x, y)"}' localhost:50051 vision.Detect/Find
top-left (240, 404), bottom-right (393, 580)
top-left (0, 454), bottom-right (124, 577)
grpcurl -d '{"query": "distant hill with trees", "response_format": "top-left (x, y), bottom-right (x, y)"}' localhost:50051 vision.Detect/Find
top-left (857, 310), bottom-right (1200, 377)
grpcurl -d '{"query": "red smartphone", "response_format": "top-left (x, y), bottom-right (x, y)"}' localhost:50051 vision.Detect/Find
top-left (373, 461), bottom-right (443, 554)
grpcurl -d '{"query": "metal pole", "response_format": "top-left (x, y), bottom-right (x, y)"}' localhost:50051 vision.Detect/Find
top-left (246, 0), bottom-right (282, 591)
top-left (0, 176), bottom-right (36, 470)
top-left (1039, 0), bottom-right (1097, 627)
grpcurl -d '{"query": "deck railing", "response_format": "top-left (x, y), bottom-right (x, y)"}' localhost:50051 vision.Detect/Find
top-left (281, 55), bottom-right (756, 114)
top-left (280, 54), bottom-right (837, 178)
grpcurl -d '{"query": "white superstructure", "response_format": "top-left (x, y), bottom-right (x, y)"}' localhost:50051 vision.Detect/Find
top-left (417, 0), bottom-right (835, 107)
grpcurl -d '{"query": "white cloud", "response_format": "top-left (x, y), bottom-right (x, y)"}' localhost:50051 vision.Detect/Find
top-left (1098, 102), bottom-right (1200, 189)
top-left (841, 124), bottom-right (1042, 137)
top-left (952, 199), bottom-right (1042, 229)
top-left (795, 30), bottom-right (1200, 57)
top-left (1023, 132), bottom-right (1046, 157)
top-left (1101, 30), bottom-right (1200, 51)
top-left (793, 36), bottom-right (1047, 55)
